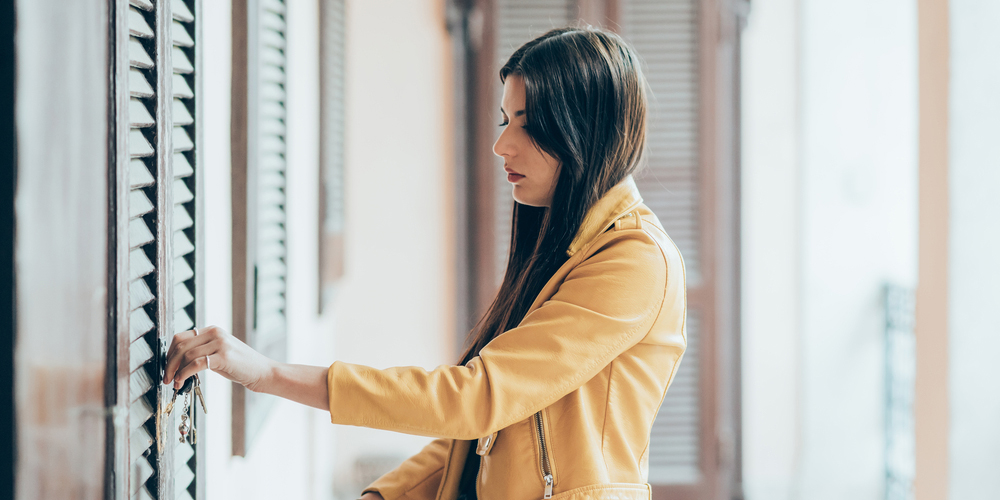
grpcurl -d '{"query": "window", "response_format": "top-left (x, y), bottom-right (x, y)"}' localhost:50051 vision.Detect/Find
top-left (109, 0), bottom-right (205, 499)
top-left (231, 0), bottom-right (290, 457)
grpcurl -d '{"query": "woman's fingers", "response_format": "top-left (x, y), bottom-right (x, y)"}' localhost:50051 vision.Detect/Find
top-left (172, 346), bottom-right (217, 389)
top-left (163, 327), bottom-right (214, 384)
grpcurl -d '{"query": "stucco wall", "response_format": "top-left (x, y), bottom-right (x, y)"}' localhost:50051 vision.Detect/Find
top-left (742, 1), bottom-right (918, 498)
top-left (948, 1), bottom-right (1000, 498)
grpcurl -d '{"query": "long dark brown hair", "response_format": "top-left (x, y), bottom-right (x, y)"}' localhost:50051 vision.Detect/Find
top-left (459, 26), bottom-right (649, 364)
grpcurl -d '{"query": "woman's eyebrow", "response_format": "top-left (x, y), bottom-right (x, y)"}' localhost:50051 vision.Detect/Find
top-left (499, 107), bottom-right (526, 117)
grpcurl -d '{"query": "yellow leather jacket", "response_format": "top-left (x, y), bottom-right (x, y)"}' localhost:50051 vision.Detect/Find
top-left (327, 175), bottom-right (687, 500)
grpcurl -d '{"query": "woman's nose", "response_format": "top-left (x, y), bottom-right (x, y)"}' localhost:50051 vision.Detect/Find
top-left (493, 128), bottom-right (511, 158)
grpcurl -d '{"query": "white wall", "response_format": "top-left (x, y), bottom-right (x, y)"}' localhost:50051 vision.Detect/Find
top-left (740, 0), bottom-right (800, 497)
top-left (201, 0), bottom-right (337, 498)
top-left (199, 0), bottom-right (454, 497)
top-left (948, 1), bottom-right (1000, 498)
top-left (742, 1), bottom-right (918, 498)
top-left (330, 0), bottom-right (456, 496)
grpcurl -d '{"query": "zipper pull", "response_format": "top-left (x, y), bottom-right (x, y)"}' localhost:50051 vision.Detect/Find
top-left (544, 474), bottom-right (553, 499)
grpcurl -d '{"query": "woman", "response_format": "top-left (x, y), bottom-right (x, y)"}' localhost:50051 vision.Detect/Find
top-left (164, 26), bottom-right (687, 500)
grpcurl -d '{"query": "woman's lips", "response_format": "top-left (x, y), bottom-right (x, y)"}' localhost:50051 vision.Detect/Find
top-left (506, 172), bottom-right (525, 183)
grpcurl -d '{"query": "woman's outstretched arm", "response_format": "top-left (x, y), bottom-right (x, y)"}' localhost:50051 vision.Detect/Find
top-left (162, 326), bottom-right (329, 412)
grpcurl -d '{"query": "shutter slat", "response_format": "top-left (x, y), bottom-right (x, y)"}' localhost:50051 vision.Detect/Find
top-left (172, 0), bottom-right (195, 23)
top-left (175, 442), bottom-right (195, 467)
top-left (129, 130), bottom-right (154, 158)
top-left (173, 99), bottom-right (194, 125)
top-left (129, 69), bottom-right (154, 98)
top-left (130, 248), bottom-right (154, 280)
top-left (260, 8), bottom-right (286, 32)
top-left (128, 426), bottom-right (154, 470)
top-left (259, 80), bottom-right (286, 106)
top-left (174, 283), bottom-right (194, 311)
top-left (259, 136), bottom-right (286, 155)
top-left (174, 231), bottom-right (195, 257)
top-left (129, 396), bottom-right (154, 432)
top-left (129, 189), bottom-right (154, 219)
top-left (260, 63), bottom-right (285, 84)
top-left (129, 455), bottom-right (155, 496)
top-left (258, 240), bottom-right (285, 262)
top-left (174, 308), bottom-right (194, 333)
top-left (129, 219), bottom-right (154, 248)
top-left (129, 98), bottom-right (154, 128)
top-left (172, 47), bottom-right (194, 74)
top-left (172, 20), bottom-right (194, 47)
top-left (130, 0), bottom-right (154, 11)
top-left (261, 0), bottom-right (287, 15)
top-left (174, 204), bottom-right (194, 230)
top-left (261, 28), bottom-right (286, 50)
top-left (174, 178), bottom-right (194, 204)
top-left (173, 126), bottom-right (194, 152)
top-left (257, 276), bottom-right (286, 298)
top-left (175, 257), bottom-right (194, 284)
top-left (129, 308), bottom-right (154, 343)
top-left (173, 74), bottom-right (194, 98)
top-left (129, 7), bottom-right (154, 39)
top-left (257, 258), bottom-right (287, 280)
top-left (129, 365), bottom-right (154, 404)
top-left (260, 100), bottom-right (286, 120)
top-left (260, 152), bottom-right (285, 172)
top-left (129, 279), bottom-right (154, 310)
top-left (128, 37), bottom-right (154, 69)
top-left (129, 337), bottom-right (155, 375)
top-left (174, 153), bottom-right (194, 178)
top-left (260, 46), bottom-right (285, 70)
top-left (131, 485), bottom-right (155, 500)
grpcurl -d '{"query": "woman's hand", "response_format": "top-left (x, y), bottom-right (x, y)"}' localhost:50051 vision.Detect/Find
top-left (164, 325), bottom-right (332, 412)
top-left (163, 325), bottom-right (274, 392)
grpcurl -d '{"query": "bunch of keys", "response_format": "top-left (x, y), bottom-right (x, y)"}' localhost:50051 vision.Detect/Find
top-left (165, 374), bottom-right (208, 444)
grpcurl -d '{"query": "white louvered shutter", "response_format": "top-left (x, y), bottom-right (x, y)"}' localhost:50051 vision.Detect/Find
top-left (117, 0), bottom-right (203, 498)
top-left (254, 0), bottom-right (289, 372)
top-left (622, 0), bottom-right (705, 487)
top-left (490, 0), bottom-right (576, 287)
top-left (231, 0), bottom-right (289, 457)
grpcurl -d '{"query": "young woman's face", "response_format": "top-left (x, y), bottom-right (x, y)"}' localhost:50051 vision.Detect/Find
top-left (493, 75), bottom-right (561, 207)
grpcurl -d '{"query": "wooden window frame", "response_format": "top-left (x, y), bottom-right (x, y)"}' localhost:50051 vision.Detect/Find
top-left (457, 1), bottom-right (746, 498)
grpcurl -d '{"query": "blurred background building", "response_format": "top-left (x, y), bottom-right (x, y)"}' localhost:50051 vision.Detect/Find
top-left (1, 0), bottom-right (997, 500)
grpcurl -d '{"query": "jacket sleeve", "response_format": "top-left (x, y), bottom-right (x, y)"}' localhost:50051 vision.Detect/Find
top-left (361, 438), bottom-right (451, 500)
top-left (327, 229), bottom-right (670, 439)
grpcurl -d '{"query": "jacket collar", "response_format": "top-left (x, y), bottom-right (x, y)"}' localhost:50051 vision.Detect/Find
top-left (565, 175), bottom-right (643, 257)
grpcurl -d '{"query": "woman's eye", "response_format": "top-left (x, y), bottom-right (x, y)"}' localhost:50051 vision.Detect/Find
top-left (498, 121), bottom-right (508, 127)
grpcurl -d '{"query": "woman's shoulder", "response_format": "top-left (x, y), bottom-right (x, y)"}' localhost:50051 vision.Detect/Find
top-left (575, 203), bottom-right (686, 290)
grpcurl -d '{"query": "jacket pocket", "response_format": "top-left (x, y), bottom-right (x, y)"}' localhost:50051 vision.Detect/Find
top-left (547, 482), bottom-right (651, 500)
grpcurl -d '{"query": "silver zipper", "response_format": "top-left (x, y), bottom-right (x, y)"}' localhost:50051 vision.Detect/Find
top-left (535, 411), bottom-right (554, 499)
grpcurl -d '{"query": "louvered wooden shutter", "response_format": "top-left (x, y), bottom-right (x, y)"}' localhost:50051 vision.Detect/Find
top-left (621, 0), bottom-right (706, 488)
top-left (232, 0), bottom-right (289, 457)
top-left (114, 0), bottom-right (204, 498)
top-left (320, 0), bottom-right (346, 307)
top-left (489, 0), bottom-right (576, 287)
